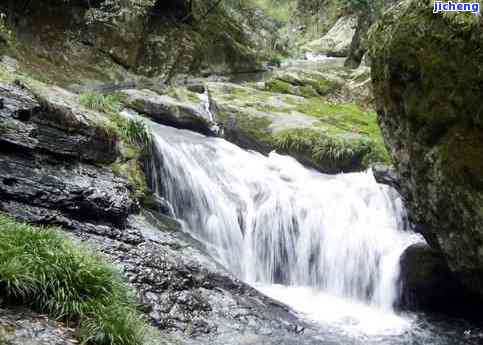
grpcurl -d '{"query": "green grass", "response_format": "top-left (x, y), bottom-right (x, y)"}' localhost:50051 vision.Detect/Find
top-left (79, 92), bottom-right (125, 114)
top-left (274, 127), bottom-right (371, 167)
top-left (79, 91), bottom-right (152, 201)
top-left (0, 214), bottom-right (147, 345)
top-left (79, 92), bottom-right (151, 150)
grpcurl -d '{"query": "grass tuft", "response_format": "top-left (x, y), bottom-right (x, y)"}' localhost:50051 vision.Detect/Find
top-left (79, 92), bottom-right (125, 114)
top-left (274, 127), bottom-right (373, 171)
top-left (0, 214), bottom-right (146, 345)
top-left (79, 92), bottom-right (151, 152)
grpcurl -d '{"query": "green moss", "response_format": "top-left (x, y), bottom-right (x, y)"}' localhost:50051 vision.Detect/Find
top-left (370, 0), bottom-right (483, 127)
top-left (167, 87), bottom-right (201, 104)
top-left (111, 144), bottom-right (149, 201)
top-left (265, 79), bottom-right (293, 94)
top-left (440, 125), bottom-right (483, 187)
top-left (0, 65), bottom-right (14, 83)
top-left (299, 85), bottom-right (319, 98)
top-left (237, 114), bottom-right (273, 145)
top-left (81, 91), bottom-right (152, 200)
top-left (308, 78), bottom-right (341, 96)
top-left (0, 214), bottom-right (147, 345)
top-left (273, 127), bottom-right (374, 172)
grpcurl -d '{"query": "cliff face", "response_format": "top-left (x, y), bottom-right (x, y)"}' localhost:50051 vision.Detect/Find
top-left (0, 0), bottom-right (279, 88)
top-left (369, 0), bottom-right (483, 297)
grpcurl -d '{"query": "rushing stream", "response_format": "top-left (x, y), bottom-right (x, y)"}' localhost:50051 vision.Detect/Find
top-left (145, 120), bottom-right (483, 344)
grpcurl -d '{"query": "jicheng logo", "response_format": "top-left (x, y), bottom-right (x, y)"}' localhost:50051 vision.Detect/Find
top-left (433, 1), bottom-right (480, 14)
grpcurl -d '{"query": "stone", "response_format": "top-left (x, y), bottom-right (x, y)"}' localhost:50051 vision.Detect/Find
top-left (0, 308), bottom-right (77, 345)
top-left (370, 0), bottom-right (483, 297)
top-left (303, 15), bottom-right (358, 57)
top-left (0, 82), bottom-right (118, 164)
top-left (372, 163), bottom-right (400, 191)
top-left (398, 243), bottom-right (477, 315)
top-left (122, 89), bottom-right (218, 136)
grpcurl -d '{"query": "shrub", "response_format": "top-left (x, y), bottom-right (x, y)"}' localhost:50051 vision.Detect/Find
top-left (0, 214), bottom-right (147, 345)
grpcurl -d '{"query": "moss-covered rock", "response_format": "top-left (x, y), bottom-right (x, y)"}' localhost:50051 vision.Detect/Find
top-left (208, 79), bottom-right (389, 173)
top-left (369, 0), bottom-right (483, 297)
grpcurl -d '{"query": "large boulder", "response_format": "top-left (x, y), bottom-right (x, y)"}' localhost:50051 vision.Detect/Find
top-left (398, 243), bottom-right (475, 314)
top-left (303, 15), bottom-right (357, 57)
top-left (121, 88), bottom-right (218, 135)
top-left (369, 0), bottom-right (483, 297)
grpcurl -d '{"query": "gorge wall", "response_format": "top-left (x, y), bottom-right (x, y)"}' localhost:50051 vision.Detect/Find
top-left (370, 0), bottom-right (483, 299)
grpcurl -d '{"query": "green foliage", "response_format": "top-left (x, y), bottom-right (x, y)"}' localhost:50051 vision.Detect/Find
top-left (80, 92), bottom-right (151, 152)
top-left (79, 92), bottom-right (124, 114)
top-left (0, 214), bottom-right (146, 345)
top-left (79, 91), bottom-right (152, 201)
top-left (341, 0), bottom-right (370, 12)
top-left (0, 12), bottom-right (13, 46)
top-left (110, 113), bottom-right (152, 153)
top-left (245, 0), bottom-right (296, 23)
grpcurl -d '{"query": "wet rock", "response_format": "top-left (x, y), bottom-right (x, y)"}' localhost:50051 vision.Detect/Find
top-left (370, 0), bottom-right (483, 298)
top-left (0, 152), bottom-right (134, 228)
top-left (0, 82), bottom-right (118, 164)
top-left (122, 89), bottom-right (217, 136)
top-left (398, 243), bottom-right (478, 315)
top-left (0, 308), bottom-right (77, 345)
top-left (372, 163), bottom-right (400, 191)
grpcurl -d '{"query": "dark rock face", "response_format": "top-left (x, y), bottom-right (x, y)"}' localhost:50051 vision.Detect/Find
top-left (0, 0), bottom-right (272, 86)
top-left (371, 163), bottom-right (400, 191)
top-left (370, 0), bottom-right (483, 297)
top-left (0, 308), bottom-right (78, 345)
top-left (398, 243), bottom-right (477, 315)
top-left (0, 81), bottom-right (320, 344)
top-left (0, 152), bottom-right (134, 229)
top-left (0, 83), bottom-right (118, 163)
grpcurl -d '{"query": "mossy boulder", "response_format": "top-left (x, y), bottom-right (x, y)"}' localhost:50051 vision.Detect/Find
top-left (369, 0), bottom-right (483, 297)
top-left (208, 80), bottom-right (389, 173)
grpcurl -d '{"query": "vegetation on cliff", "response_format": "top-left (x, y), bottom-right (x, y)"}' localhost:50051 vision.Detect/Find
top-left (0, 214), bottom-right (147, 345)
top-left (79, 91), bottom-right (152, 202)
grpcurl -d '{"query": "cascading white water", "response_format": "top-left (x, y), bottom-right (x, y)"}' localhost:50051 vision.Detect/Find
top-left (146, 120), bottom-right (423, 319)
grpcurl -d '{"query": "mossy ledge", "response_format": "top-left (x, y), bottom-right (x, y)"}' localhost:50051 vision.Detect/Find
top-left (0, 214), bottom-right (147, 345)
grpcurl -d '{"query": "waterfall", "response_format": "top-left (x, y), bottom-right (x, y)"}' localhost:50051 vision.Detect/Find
top-left (147, 121), bottom-right (422, 312)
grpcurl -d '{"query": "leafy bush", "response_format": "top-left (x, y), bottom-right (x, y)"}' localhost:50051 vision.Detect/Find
top-left (0, 214), bottom-right (146, 345)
